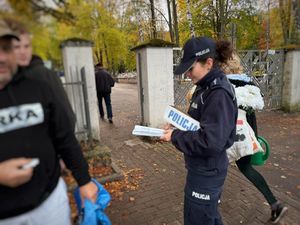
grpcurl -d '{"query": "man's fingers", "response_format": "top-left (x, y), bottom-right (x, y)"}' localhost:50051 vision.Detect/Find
top-left (19, 167), bottom-right (34, 175)
top-left (79, 181), bottom-right (99, 204)
top-left (0, 158), bottom-right (34, 188)
top-left (10, 158), bottom-right (32, 167)
top-left (6, 167), bottom-right (33, 188)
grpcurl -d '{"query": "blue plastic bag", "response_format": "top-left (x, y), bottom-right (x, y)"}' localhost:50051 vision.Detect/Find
top-left (74, 178), bottom-right (111, 225)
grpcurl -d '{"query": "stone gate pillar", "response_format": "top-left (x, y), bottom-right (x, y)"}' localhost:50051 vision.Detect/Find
top-left (60, 38), bottom-right (100, 141)
top-left (132, 40), bottom-right (175, 127)
top-left (282, 50), bottom-right (300, 112)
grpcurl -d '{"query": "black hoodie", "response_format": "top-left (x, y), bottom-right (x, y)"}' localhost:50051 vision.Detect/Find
top-left (23, 55), bottom-right (76, 130)
top-left (171, 68), bottom-right (237, 177)
top-left (0, 69), bottom-right (90, 219)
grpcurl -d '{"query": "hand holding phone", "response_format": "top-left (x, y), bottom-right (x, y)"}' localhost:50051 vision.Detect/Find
top-left (21, 158), bottom-right (40, 170)
top-left (0, 158), bottom-right (34, 187)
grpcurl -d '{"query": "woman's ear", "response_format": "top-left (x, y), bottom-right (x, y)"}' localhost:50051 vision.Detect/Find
top-left (206, 58), bottom-right (214, 70)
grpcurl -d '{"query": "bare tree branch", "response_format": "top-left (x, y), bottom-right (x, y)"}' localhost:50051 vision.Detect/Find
top-left (29, 0), bottom-right (75, 24)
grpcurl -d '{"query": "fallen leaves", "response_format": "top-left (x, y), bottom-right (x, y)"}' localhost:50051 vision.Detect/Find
top-left (63, 164), bottom-right (113, 187)
top-left (64, 167), bottom-right (144, 223)
top-left (104, 168), bottom-right (144, 201)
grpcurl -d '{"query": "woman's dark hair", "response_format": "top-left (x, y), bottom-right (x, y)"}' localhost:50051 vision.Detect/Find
top-left (196, 40), bottom-right (233, 67)
top-left (216, 40), bottom-right (233, 64)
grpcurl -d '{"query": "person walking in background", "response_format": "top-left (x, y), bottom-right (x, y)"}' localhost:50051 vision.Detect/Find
top-left (4, 17), bottom-right (76, 131)
top-left (95, 62), bottom-right (115, 123)
top-left (161, 37), bottom-right (237, 225)
top-left (0, 19), bottom-right (98, 225)
top-left (222, 54), bottom-right (288, 224)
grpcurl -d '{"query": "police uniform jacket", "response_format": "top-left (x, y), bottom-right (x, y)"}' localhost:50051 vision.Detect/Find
top-left (171, 68), bottom-right (237, 177)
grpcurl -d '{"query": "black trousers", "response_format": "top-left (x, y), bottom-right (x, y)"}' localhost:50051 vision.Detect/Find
top-left (184, 196), bottom-right (223, 225)
top-left (97, 93), bottom-right (113, 119)
top-left (184, 171), bottom-right (226, 225)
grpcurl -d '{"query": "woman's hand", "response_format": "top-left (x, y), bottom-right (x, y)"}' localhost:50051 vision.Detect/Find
top-left (160, 129), bottom-right (173, 142)
top-left (162, 123), bottom-right (173, 130)
top-left (79, 181), bottom-right (98, 203)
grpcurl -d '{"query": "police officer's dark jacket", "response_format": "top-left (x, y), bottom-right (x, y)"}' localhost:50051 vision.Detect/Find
top-left (171, 68), bottom-right (237, 176)
top-left (0, 70), bottom-right (90, 219)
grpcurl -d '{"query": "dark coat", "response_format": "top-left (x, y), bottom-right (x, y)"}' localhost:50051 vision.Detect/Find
top-left (95, 68), bottom-right (115, 95)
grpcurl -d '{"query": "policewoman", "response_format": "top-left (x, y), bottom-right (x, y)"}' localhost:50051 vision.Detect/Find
top-left (161, 37), bottom-right (237, 225)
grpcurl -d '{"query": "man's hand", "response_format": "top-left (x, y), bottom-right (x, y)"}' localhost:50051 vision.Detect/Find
top-left (79, 181), bottom-right (98, 204)
top-left (0, 158), bottom-right (34, 188)
top-left (160, 129), bottom-right (173, 142)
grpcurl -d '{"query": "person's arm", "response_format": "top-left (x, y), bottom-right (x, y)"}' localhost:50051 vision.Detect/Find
top-left (170, 90), bottom-right (236, 157)
top-left (0, 158), bottom-right (33, 188)
top-left (46, 85), bottom-right (97, 201)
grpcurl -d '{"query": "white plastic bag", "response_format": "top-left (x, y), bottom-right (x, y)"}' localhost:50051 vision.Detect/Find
top-left (227, 109), bottom-right (263, 163)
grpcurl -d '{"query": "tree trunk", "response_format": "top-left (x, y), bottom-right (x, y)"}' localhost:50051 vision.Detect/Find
top-left (279, 0), bottom-right (290, 44)
top-left (111, 59), bottom-right (116, 77)
top-left (292, 0), bottom-right (300, 44)
top-left (102, 34), bottom-right (110, 68)
top-left (214, 0), bottom-right (226, 39)
top-left (95, 49), bottom-right (101, 64)
top-left (172, 0), bottom-right (179, 45)
top-left (210, 1), bottom-right (217, 35)
top-left (185, 0), bottom-right (195, 38)
top-left (133, 1), bottom-right (144, 42)
top-left (167, 0), bottom-right (174, 42)
top-left (215, 0), bottom-right (220, 37)
top-left (149, 0), bottom-right (157, 39)
top-left (219, 0), bottom-right (225, 39)
top-left (293, 0), bottom-right (300, 32)
top-left (100, 50), bottom-right (103, 66)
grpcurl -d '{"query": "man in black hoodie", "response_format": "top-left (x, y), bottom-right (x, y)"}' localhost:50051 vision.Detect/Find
top-left (0, 20), bottom-right (34, 189)
top-left (6, 18), bottom-right (76, 130)
top-left (0, 19), bottom-right (97, 224)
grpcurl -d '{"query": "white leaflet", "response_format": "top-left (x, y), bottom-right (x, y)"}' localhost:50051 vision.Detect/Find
top-left (132, 125), bottom-right (164, 137)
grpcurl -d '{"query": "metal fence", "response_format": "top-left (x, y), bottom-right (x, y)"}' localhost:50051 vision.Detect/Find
top-left (62, 66), bottom-right (92, 143)
top-left (173, 48), bottom-right (285, 111)
top-left (238, 50), bottom-right (284, 110)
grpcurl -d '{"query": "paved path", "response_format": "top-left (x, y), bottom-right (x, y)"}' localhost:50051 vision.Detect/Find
top-left (101, 83), bottom-right (300, 225)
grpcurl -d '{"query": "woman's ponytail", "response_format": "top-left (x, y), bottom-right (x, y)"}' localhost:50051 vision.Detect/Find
top-left (216, 40), bottom-right (233, 65)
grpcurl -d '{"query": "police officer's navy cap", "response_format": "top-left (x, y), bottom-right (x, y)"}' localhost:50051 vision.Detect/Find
top-left (174, 37), bottom-right (216, 75)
